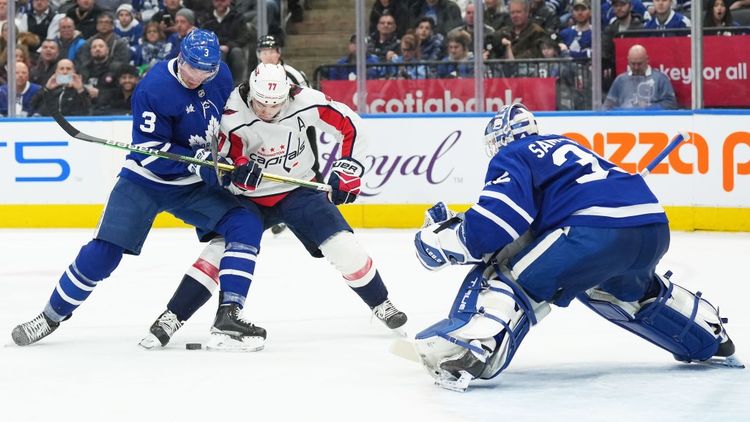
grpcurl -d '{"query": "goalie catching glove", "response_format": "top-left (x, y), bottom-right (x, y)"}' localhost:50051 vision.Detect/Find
top-left (188, 148), bottom-right (228, 187)
top-left (327, 158), bottom-right (363, 205)
top-left (231, 156), bottom-right (263, 191)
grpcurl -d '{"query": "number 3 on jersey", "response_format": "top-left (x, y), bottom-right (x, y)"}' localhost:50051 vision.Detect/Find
top-left (552, 144), bottom-right (615, 184)
top-left (139, 111), bottom-right (156, 133)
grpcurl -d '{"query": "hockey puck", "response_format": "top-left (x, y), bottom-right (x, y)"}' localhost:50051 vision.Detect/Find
top-left (186, 343), bottom-right (202, 350)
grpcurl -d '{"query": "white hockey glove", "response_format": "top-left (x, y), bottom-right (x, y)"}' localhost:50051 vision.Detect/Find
top-left (414, 216), bottom-right (481, 271)
top-left (423, 201), bottom-right (458, 228)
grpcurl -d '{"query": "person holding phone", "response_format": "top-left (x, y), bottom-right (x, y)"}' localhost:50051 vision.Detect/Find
top-left (30, 58), bottom-right (91, 116)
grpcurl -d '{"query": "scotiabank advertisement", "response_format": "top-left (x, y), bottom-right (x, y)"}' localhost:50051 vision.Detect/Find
top-left (614, 36), bottom-right (750, 108)
top-left (320, 78), bottom-right (558, 112)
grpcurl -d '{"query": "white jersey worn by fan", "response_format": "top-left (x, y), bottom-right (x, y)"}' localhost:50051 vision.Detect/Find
top-left (217, 84), bottom-right (366, 202)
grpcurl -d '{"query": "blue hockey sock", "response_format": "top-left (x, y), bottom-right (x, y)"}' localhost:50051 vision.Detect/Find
top-left (45, 240), bottom-right (123, 322)
top-left (218, 242), bottom-right (258, 307)
top-left (167, 274), bottom-right (213, 321)
top-left (351, 271), bottom-right (389, 309)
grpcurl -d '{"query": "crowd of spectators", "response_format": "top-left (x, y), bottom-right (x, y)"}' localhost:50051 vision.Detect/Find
top-left (0, 0), bottom-right (294, 116)
top-left (323, 0), bottom-right (749, 110)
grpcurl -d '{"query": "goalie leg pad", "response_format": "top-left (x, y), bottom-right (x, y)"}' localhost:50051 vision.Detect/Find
top-left (579, 273), bottom-right (727, 362)
top-left (415, 264), bottom-right (550, 384)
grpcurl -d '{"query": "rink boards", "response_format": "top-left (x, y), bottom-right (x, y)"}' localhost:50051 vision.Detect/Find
top-left (0, 110), bottom-right (748, 231)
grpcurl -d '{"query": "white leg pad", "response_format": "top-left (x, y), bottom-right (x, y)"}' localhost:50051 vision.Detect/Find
top-left (186, 237), bottom-right (224, 293)
top-left (320, 231), bottom-right (377, 288)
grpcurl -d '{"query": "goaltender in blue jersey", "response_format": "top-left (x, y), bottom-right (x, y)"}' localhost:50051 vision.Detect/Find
top-left (411, 103), bottom-right (742, 392)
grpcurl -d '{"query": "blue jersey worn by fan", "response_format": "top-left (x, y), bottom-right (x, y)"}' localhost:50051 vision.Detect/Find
top-left (411, 103), bottom-right (742, 392)
top-left (12, 30), bottom-right (268, 352)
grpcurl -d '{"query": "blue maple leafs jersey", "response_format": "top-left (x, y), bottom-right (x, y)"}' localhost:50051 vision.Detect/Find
top-left (463, 134), bottom-right (668, 258)
top-left (118, 58), bottom-right (234, 188)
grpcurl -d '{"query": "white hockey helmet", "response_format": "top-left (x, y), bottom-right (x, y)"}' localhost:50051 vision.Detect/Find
top-left (248, 63), bottom-right (290, 106)
top-left (483, 103), bottom-right (539, 156)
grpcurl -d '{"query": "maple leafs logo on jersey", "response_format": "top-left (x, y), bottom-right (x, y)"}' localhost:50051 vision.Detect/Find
top-left (188, 115), bottom-right (221, 149)
top-left (485, 171), bottom-right (511, 187)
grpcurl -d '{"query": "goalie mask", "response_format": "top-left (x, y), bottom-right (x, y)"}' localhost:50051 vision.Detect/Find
top-left (484, 103), bottom-right (539, 156)
top-left (248, 63), bottom-right (290, 121)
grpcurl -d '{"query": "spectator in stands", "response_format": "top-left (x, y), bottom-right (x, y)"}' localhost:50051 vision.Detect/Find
top-left (644, 0), bottom-right (691, 32)
top-left (437, 29), bottom-right (474, 78)
top-left (414, 16), bottom-right (445, 61)
top-left (183, 0), bottom-right (214, 24)
top-left (114, 4), bottom-right (143, 51)
top-left (409, 0), bottom-right (462, 36)
top-left (0, 61), bottom-right (41, 116)
top-left (201, 0), bottom-right (250, 85)
top-left (133, 21), bottom-right (172, 72)
top-left (603, 44), bottom-right (677, 110)
top-left (602, 0), bottom-right (647, 27)
top-left (603, 0), bottom-right (645, 87)
top-left (447, 2), bottom-right (495, 53)
top-left (327, 33), bottom-right (384, 81)
top-left (132, 0), bottom-right (161, 22)
top-left (55, 17), bottom-right (86, 60)
top-left (388, 33), bottom-right (428, 79)
top-left (93, 63), bottom-right (138, 115)
top-left (66, 0), bottom-right (103, 39)
top-left (30, 38), bottom-right (60, 85)
top-left (730, 0), bottom-right (750, 11)
top-left (705, 0), bottom-right (741, 34)
top-left (530, 0), bottom-right (560, 35)
top-left (18, 0), bottom-right (61, 41)
top-left (164, 8), bottom-right (195, 60)
top-left (367, 12), bottom-right (401, 62)
top-left (31, 58), bottom-right (91, 115)
top-left (484, 0), bottom-right (510, 30)
top-left (97, 0), bottom-right (131, 14)
top-left (79, 37), bottom-right (122, 104)
top-left (558, 0), bottom-right (591, 59)
top-left (370, 0), bottom-right (411, 38)
top-left (75, 12), bottom-right (131, 69)
top-left (151, 0), bottom-right (181, 36)
top-left (492, 0), bottom-right (548, 59)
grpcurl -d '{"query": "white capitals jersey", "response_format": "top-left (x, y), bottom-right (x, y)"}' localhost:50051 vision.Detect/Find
top-left (217, 84), bottom-right (368, 205)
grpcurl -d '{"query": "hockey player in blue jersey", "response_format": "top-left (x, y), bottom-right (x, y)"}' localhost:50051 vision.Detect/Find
top-left (12, 29), bottom-right (267, 351)
top-left (411, 103), bottom-right (742, 391)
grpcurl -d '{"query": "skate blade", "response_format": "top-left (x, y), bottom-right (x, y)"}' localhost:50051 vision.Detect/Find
top-left (138, 334), bottom-right (162, 350)
top-left (434, 370), bottom-right (472, 393)
top-left (205, 333), bottom-right (265, 352)
top-left (703, 354), bottom-right (745, 369)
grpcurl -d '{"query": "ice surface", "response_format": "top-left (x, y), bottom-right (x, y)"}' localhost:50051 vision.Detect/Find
top-left (1, 229), bottom-right (748, 422)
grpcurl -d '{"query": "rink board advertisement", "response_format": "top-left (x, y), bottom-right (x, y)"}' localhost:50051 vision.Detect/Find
top-left (0, 113), bottom-right (748, 230)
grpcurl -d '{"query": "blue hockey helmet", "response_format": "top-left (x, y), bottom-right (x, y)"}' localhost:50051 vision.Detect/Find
top-left (178, 29), bottom-right (221, 83)
top-left (483, 102), bottom-right (539, 156)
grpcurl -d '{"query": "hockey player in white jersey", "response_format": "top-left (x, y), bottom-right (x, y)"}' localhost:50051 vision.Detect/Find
top-left (139, 63), bottom-right (407, 349)
top-left (256, 34), bottom-right (317, 235)
top-left (409, 103), bottom-right (742, 391)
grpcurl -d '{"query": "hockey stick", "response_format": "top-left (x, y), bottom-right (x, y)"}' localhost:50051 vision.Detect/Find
top-left (51, 113), bottom-right (332, 192)
top-left (640, 131), bottom-right (690, 177)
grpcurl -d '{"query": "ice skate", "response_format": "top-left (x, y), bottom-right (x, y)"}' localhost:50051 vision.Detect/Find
top-left (139, 310), bottom-right (184, 349)
top-left (372, 299), bottom-right (408, 333)
top-left (12, 312), bottom-right (60, 346)
top-left (206, 304), bottom-right (266, 352)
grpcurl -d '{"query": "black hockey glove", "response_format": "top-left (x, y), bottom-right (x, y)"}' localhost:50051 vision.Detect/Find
top-left (231, 156), bottom-right (263, 191)
top-left (188, 148), bottom-right (228, 187)
top-left (327, 158), bottom-right (363, 205)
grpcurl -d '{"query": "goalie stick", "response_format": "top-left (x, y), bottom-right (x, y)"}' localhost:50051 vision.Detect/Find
top-left (640, 131), bottom-right (690, 177)
top-left (51, 113), bottom-right (332, 192)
